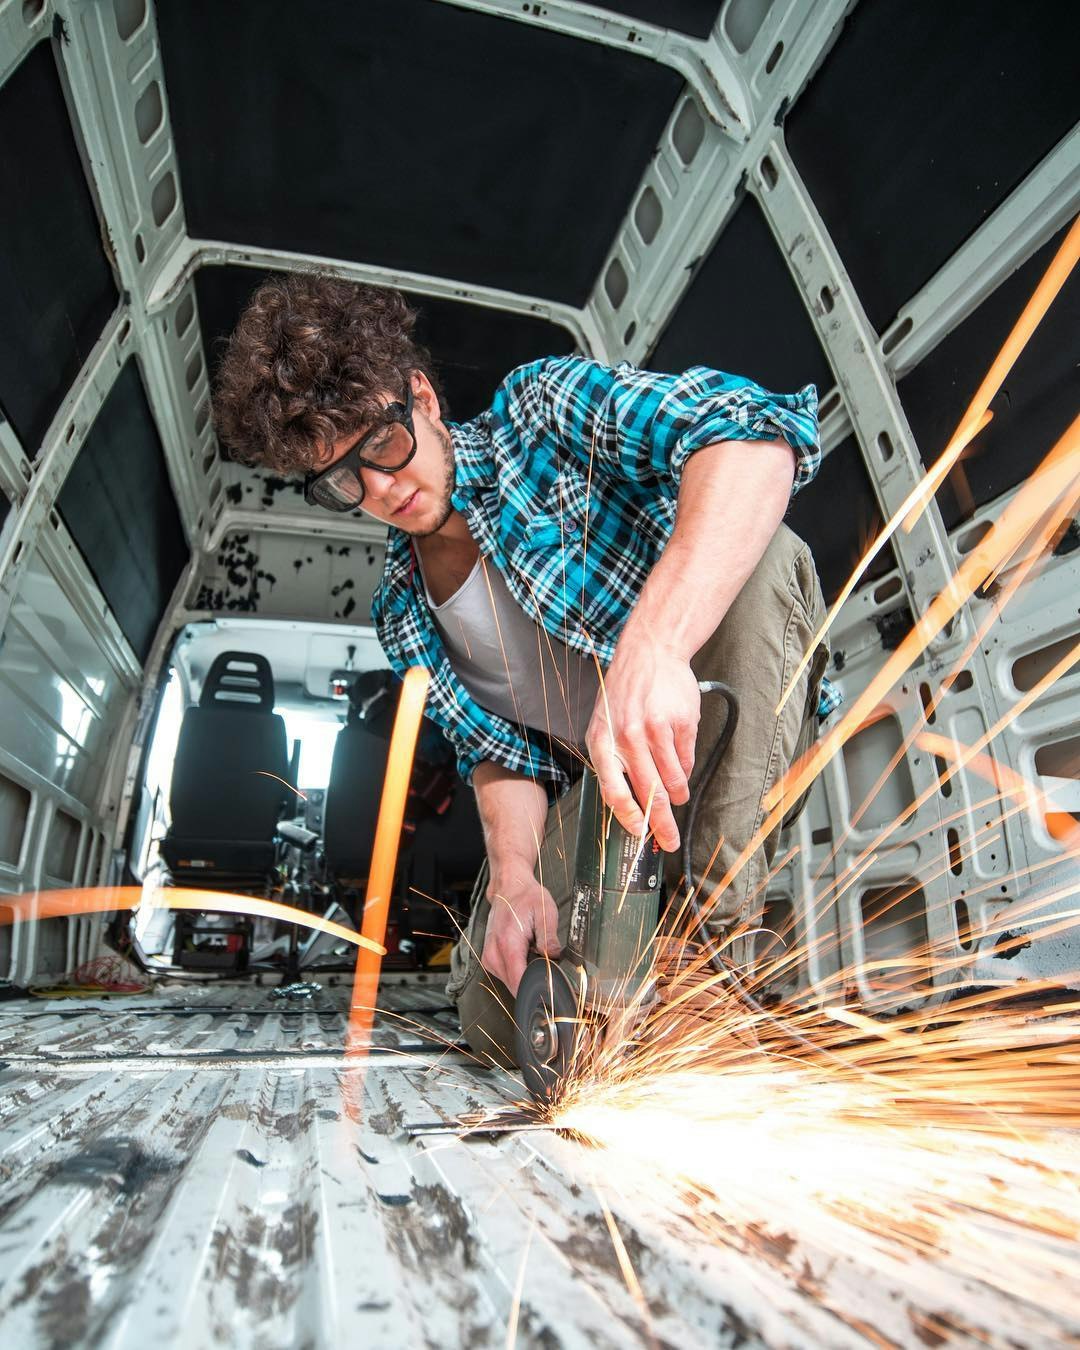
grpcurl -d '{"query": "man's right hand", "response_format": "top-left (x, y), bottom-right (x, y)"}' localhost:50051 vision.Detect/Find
top-left (481, 864), bottom-right (561, 997)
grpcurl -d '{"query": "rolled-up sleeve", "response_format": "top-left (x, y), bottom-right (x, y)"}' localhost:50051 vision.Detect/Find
top-left (527, 357), bottom-right (821, 495)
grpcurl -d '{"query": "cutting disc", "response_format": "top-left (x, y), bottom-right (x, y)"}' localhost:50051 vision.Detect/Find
top-left (513, 957), bottom-right (578, 1103)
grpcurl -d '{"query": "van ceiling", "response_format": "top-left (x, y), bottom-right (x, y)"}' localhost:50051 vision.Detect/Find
top-left (649, 193), bottom-right (833, 396)
top-left (156, 0), bottom-right (683, 306)
top-left (786, 0), bottom-right (1079, 333)
top-left (0, 0), bottom-right (1076, 663)
top-left (590, 2), bottom-right (722, 39)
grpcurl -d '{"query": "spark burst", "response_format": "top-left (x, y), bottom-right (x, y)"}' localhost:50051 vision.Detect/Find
top-left (536, 902), bottom-right (1080, 1342)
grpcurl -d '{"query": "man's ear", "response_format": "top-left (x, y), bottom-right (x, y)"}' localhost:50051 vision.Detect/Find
top-left (411, 370), bottom-right (442, 423)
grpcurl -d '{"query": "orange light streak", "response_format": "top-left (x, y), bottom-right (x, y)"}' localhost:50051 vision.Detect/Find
top-left (901, 212), bottom-right (1080, 533)
top-left (0, 884), bottom-right (384, 953)
top-left (773, 406), bottom-right (992, 718)
top-left (928, 477), bottom-right (1080, 714)
top-left (776, 211), bottom-right (1080, 719)
top-left (734, 417), bottom-right (1080, 916)
top-left (918, 729), bottom-right (1060, 808)
top-left (347, 665), bottom-right (430, 1052)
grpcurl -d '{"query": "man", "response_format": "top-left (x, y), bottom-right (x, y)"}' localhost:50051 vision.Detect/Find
top-left (215, 274), bottom-right (834, 1067)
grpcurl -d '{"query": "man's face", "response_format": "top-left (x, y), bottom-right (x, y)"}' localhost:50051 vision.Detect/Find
top-left (316, 375), bottom-right (456, 536)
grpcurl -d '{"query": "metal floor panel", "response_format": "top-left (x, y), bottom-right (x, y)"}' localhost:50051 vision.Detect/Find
top-left (0, 980), bottom-right (1072, 1348)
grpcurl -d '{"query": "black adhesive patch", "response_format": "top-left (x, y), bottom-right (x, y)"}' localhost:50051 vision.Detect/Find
top-left (0, 489), bottom-right (9, 536)
top-left (58, 361), bottom-right (188, 661)
top-left (0, 43), bottom-right (118, 457)
top-left (785, 435), bottom-right (898, 604)
top-left (588, 1), bottom-right (721, 39)
top-left (157, 0), bottom-right (681, 305)
top-left (899, 223), bottom-right (1080, 530)
top-left (787, 0), bottom-right (1078, 332)
top-left (649, 194), bottom-right (832, 396)
top-left (194, 265), bottom-right (577, 426)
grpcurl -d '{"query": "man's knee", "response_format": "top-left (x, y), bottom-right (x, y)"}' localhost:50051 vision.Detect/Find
top-left (672, 525), bottom-right (828, 924)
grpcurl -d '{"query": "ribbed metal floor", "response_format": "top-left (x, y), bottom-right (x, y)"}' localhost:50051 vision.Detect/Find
top-left (0, 979), bottom-right (1072, 1348)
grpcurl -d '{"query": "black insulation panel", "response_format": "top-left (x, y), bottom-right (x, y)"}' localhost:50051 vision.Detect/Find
top-left (195, 265), bottom-right (578, 428)
top-left (589, 2), bottom-right (721, 39)
top-left (157, 0), bottom-right (682, 306)
top-left (0, 42), bottom-right (118, 457)
top-left (649, 194), bottom-right (833, 397)
top-left (58, 361), bottom-right (188, 662)
top-left (785, 435), bottom-right (899, 606)
top-left (899, 223), bottom-right (1080, 530)
top-left (787, 0), bottom-right (1079, 333)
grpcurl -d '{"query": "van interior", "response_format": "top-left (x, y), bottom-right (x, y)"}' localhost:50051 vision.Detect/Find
top-left (0, 0), bottom-right (1077, 1343)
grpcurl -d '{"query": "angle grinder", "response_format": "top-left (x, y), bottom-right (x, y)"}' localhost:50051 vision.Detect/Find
top-left (512, 682), bottom-right (740, 1103)
top-left (512, 764), bottom-right (664, 1102)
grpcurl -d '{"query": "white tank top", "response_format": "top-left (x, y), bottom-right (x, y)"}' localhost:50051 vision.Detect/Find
top-left (418, 551), bottom-right (599, 753)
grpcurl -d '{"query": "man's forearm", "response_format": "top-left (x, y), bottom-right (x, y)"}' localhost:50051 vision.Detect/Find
top-left (472, 760), bottom-right (548, 891)
top-left (584, 437), bottom-right (796, 848)
top-left (622, 438), bottom-right (796, 658)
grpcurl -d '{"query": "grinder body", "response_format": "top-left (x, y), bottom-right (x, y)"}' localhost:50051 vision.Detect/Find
top-left (566, 767), bottom-right (664, 1010)
top-left (513, 767), bottom-right (664, 1100)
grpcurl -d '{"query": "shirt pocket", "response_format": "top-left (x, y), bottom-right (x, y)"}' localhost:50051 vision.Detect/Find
top-left (520, 464), bottom-right (591, 553)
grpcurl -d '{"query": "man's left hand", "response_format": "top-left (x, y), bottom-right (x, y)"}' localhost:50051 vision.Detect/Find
top-left (585, 639), bottom-right (699, 852)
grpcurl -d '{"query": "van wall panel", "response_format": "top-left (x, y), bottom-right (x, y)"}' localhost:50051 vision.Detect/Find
top-left (58, 361), bottom-right (188, 662)
top-left (786, 0), bottom-right (1078, 332)
top-left (0, 772), bottom-right (30, 868)
top-left (0, 42), bottom-right (118, 456)
top-left (156, 0), bottom-right (682, 306)
top-left (0, 550), bottom-right (130, 803)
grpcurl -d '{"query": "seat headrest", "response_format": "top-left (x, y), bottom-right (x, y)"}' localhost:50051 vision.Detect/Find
top-left (199, 651), bottom-right (276, 711)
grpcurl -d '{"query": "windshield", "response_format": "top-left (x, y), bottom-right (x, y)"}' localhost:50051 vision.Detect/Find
top-left (276, 708), bottom-right (343, 789)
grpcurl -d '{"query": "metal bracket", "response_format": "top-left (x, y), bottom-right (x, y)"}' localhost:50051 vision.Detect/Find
top-left (582, 0), bottom-right (854, 365)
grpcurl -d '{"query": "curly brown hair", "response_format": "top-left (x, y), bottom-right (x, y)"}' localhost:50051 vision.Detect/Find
top-left (211, 273), bottom-right (443, 474)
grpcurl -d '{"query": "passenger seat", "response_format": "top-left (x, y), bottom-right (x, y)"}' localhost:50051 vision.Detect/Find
top-left (161, 651), bottom-right (290, 887)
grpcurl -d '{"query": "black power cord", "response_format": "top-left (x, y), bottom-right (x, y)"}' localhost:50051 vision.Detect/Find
top-left (680, 683), bottom-right (828, 1058)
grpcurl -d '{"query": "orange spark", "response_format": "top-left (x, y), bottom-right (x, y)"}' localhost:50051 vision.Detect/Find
top-left (253, 769), bottom-right (307, 801)
top-left (901, 212), bottom-right (1080, 533)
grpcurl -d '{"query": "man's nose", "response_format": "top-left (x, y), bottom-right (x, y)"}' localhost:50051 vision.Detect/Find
top-left (360, 467), bottom-right (394, 501)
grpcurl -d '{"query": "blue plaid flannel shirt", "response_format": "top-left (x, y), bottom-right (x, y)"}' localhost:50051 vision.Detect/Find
top-left (372, 356), bottom-right (841, 788)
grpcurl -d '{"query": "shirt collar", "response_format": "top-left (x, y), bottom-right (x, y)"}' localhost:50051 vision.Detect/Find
top-left (448, 416), bottom-right (495, 503)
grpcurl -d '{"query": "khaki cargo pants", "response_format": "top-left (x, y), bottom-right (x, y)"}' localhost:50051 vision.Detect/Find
top-left (447, 524), bottom-right (829, 1069)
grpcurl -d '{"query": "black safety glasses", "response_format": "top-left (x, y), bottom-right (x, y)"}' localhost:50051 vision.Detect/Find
top-left (304, 384), bottom-right (417, 512)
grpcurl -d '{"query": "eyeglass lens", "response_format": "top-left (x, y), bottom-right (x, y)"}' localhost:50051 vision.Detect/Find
top-left (309, 420), bottom-right (415, 509)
